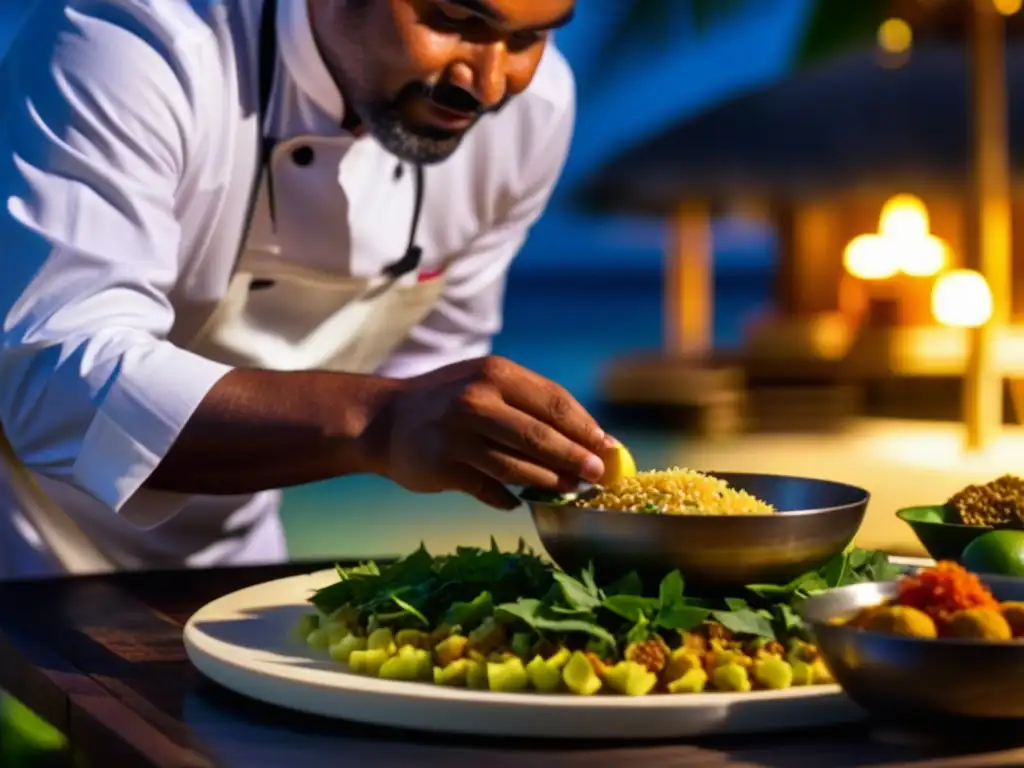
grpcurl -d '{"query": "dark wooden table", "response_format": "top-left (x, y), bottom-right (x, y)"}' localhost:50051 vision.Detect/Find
top-left (2, 562), bottom-right (1024, 768)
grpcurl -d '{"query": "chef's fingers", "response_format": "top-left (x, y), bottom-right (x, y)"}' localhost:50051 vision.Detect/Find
top-left (446, 463), bottom-right (522, 511)
top-left (494, 364), bottom-right (610, 456)
top-left (464, 400), bottom-right (606, 484)
top-left (452, 438), bottom-right (576, 491)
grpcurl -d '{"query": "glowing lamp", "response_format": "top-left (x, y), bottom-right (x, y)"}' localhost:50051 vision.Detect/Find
top-left (931, 270), bottom-right (993, 328)
top-left (843, 234), bottom-right (899, 280)
top-left (898, 234), bottom-right (947, 277)
top-left (877, 18), bottom-right (913, 54)
top-left (879, 194), bottom-right (929, 240)
top-left (995, 0), bottom-right (1022, 16)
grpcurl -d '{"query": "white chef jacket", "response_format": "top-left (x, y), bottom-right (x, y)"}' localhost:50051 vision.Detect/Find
top-left (0, 0), bottom-right (575, 578)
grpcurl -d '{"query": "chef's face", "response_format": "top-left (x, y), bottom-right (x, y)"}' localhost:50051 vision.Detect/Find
top-left (311, 0), bottom-right (575, 164)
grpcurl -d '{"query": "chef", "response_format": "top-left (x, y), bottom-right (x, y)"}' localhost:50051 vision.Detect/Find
top-left (0, 0), bottom-right (613, 579)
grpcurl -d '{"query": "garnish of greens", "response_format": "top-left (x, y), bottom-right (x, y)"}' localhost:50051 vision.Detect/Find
top-left (309, 539), bottom-right (901, 652)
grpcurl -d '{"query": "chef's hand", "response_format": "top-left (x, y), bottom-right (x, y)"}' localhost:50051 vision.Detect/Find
top-left (375, 356), bottom-right (614, 510)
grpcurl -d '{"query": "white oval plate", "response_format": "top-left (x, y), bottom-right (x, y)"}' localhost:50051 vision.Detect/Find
top-left (183, 569), bottom-right (866, 739)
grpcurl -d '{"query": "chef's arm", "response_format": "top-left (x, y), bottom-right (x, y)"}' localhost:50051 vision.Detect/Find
top-left (143, 368), bottom-right (394, 495)
top-left (0, 6), bottom-right (387, 527)
top-left (376, 65), bottom-right (576, 379)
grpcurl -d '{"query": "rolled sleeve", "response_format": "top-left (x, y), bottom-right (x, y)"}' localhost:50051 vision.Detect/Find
top-left (0, 4), bottom-right (232, 526)
top-left (377, 78), bottom-right (577, 380)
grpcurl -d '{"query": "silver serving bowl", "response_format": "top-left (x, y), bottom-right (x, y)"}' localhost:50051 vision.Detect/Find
top-left (524, 472), bottom-right (869, 591)
top-left (803, 578), bottom-right (1024, 725)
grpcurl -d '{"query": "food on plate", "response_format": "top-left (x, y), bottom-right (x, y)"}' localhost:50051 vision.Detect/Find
top-left (946, 475), bottom-right (1024, 528)
top-left (960, 530), bottom-right (1024, 577)
top-left (841, 561), bottom-right (1024, 641)
top-left (570, 467), bottom-right (775, 516)
top-left (293, 540), bottom-right (899, 695)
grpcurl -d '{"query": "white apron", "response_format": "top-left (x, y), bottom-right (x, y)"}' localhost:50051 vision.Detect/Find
top-left (0, 133), bottom-right (448, 575)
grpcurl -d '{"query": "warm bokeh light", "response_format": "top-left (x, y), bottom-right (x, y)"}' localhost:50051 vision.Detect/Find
top-left (877, 18), bottom-right (913, 54)
top-left (931, 270), bottom-right (994, 328)
top-left (899, 234), bottom-right (947, 277)
top-left (879, 194), bottom-right (929, 240)
top-left (994, 0), bottom-right (1022, 16)
top-left (843, 234), bottom-right (899, 280)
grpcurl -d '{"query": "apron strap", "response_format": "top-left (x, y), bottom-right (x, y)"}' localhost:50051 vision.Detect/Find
top-left (383, 164), bottom-right (426, 279)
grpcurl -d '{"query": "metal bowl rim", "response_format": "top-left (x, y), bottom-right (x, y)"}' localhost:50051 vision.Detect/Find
top-left (803, 579), bottom-right (1024, 649)
top-left (521, 472), bottom-right (870, 520)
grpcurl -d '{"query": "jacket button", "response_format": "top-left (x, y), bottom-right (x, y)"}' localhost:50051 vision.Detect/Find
top-left (291, 145), bottom-right (315, 166)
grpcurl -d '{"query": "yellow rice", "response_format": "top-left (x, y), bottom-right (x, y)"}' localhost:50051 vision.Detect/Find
top-left (573, 467), bottom-right (775, 516)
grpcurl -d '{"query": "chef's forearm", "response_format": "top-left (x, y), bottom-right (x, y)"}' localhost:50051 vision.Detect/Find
top-left (145, 368), bottom-right (397, 495)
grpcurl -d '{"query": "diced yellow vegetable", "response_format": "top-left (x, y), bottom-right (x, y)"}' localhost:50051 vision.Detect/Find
top-left (547, 648), bottom-right (571, 670)
top-left (306, 628), bottom-right (331, 651)
top-left (525, 655), bottom-right (562, 692)
top-left (711, 663), bottom-right (752, 692)
top-left (667, 667), bottom-right (708, 694)
top-left (322, 621), bottom-right (350, 645)
top-left (753, 657), bottom-right (793, 690)
top-left (466, 660), bottom-right (489, 690)
top-left (810, 658), bottom-right (834, 684)
top-left (433, 660), bottom-right (471, 687)
top-left (790, 660), bottom-right (815, 686)
top-left (662, 648), bottom-right (702, 684)
top-left (329, 634), bottom-right (367, 663)
top-left (434, 634), bottom-right (469, 667)
top-left (366, 628), bottom-right (397, 656)
top-left (395, 629), bottom-right (430, 649)
top-left (348, 649), bottom-right (389, 676)
top-left (562, 651), bottom-right (602, 696)
top-left (603, 661), bottom-right (658, 696)
top-left (291, 614), bottom-right (319, 642)
top-left (379, 646), bottom-right (432, 681)
top-left (487, 658), bottom-right (530, 692)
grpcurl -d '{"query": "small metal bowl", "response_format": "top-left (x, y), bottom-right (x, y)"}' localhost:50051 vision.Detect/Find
top-left (896, 505), bottom-right (999, 562)
top-left (524, 472), bottom-right (869, 591)
top-left (803, 578), bottom-right (1024, 726)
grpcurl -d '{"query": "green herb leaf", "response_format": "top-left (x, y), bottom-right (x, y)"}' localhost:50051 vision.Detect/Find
top-left (655, 605), bottom-right (711, 631)
top-left (495, 599), bottom-right (617, 650)
top-left (388, 593), bottom-right (429, 627)
top-left (554, 572), bottom-right (601, 611)
top-left (604, 572), bottom-right (643, 597)
top-left (711, 609), bottom-right (776, 639)
top-left (658, 571), bottom-right (685, 611)
top-left (724, 597), bottom-right (749, 611)
top-left (439, 591), bottom-right (494, 629)
top-left (601, 595), bottom-right (659, 622)
top-left (580, 563), bottom-right (601, 600)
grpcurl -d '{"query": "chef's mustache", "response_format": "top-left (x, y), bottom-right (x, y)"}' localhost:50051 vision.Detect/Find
top-left (399, 80), bottom-right (511, 116)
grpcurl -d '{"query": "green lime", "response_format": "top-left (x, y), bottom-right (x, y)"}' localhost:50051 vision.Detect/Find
top-left (960, 530), bottom-right (1024, 577)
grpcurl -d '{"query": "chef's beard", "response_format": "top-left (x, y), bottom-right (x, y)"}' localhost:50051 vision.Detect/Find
top-left (361, 81), bottom-right (511, 165)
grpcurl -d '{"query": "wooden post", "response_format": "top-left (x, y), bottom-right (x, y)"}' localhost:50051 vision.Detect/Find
top-left (664, 200), bottom-right (712, 356)
top-left (964, 0), bottom-right (1012, 450)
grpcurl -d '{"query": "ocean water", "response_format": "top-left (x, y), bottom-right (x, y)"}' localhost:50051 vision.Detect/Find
top-left (282, 264), bottom-right (775, 561)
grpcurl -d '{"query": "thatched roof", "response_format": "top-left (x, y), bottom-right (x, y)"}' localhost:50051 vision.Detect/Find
top-left (581, 43), bottom-right (1024, 216)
